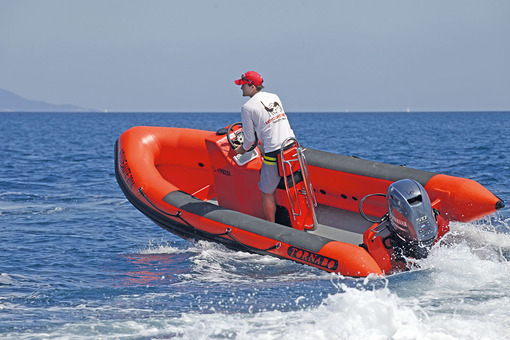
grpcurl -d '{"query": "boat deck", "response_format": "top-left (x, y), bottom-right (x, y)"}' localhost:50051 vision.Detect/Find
top-left (312, 204), bottom-right (374, 245)
top-left (205, 195), bottom-right (373, 246)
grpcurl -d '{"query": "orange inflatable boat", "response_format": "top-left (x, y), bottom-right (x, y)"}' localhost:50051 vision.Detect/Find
top-left (115, 125), bottom-right (504, 277)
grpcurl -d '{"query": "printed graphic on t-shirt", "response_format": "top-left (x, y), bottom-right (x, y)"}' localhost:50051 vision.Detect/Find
top-left (261, 101), bottom-right (287, 125)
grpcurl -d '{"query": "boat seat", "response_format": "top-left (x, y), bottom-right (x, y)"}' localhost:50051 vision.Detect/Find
top-left (273, 138), bottom-right (318, 231)
top-left (277, 169), bottom-right (303, 190)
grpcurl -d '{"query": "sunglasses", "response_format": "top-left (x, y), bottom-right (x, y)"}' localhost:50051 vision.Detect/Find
top-left (241, 74), bottom-right (254, 85)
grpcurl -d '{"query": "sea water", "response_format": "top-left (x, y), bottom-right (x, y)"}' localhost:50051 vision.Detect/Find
top-left (1, 112), bottom-right (509, 339)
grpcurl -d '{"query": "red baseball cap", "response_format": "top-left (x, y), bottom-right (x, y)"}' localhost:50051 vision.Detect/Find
top-left (235, 71), bottom-right (263, 86)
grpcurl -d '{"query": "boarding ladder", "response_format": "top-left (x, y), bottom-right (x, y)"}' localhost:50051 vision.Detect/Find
top-left (278, 138), bottom-right (318, 231)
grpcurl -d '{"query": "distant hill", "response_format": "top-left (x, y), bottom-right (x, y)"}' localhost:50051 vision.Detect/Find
top-left (0, 88), bottom-right (95, 112)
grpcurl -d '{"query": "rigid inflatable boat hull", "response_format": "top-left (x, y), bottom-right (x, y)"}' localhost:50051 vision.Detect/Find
top-left (115, 126), bottom-right (504, 277)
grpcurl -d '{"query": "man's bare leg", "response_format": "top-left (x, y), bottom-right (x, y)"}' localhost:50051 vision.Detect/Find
top-left (261, 192), bottom-right (276, 222)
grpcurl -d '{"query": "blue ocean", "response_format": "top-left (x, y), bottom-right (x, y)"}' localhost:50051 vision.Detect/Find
top-left (1, 112), bottom-right (509, 339)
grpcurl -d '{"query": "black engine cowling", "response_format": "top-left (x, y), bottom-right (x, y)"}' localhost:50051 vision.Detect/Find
top-left (386, 179), bottom-right (438, 259)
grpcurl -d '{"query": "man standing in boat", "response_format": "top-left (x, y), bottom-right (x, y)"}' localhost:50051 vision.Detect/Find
top-left (234, 71), bottom-right (295, 222)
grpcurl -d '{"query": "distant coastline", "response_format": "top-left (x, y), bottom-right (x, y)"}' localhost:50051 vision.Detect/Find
top-left (0, 88), bottom-right (97, 112)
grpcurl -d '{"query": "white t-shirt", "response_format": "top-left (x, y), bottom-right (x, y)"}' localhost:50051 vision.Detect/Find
top-left (241, 91), bottom-right (295, 153)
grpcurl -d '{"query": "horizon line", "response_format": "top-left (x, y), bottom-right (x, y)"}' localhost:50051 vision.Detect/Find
top-left (1, 109), bottom-right (509, 114)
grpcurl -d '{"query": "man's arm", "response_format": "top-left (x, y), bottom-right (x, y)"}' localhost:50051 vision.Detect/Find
top-left (240, 107), bottom-right (256, 152)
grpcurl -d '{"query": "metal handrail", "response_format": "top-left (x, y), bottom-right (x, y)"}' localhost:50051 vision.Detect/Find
top-left (279, 137), bottom-right (318, 229)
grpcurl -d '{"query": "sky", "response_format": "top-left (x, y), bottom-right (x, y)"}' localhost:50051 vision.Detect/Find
top-left (1, 0), bottom-right (509, 112)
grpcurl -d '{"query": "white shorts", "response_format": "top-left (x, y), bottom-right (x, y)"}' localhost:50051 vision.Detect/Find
top-left (258, 162), bottom-right (281, 194)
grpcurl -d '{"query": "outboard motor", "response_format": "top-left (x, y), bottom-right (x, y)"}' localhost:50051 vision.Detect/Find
top-left (386, 179), bottom-right (438, 259)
